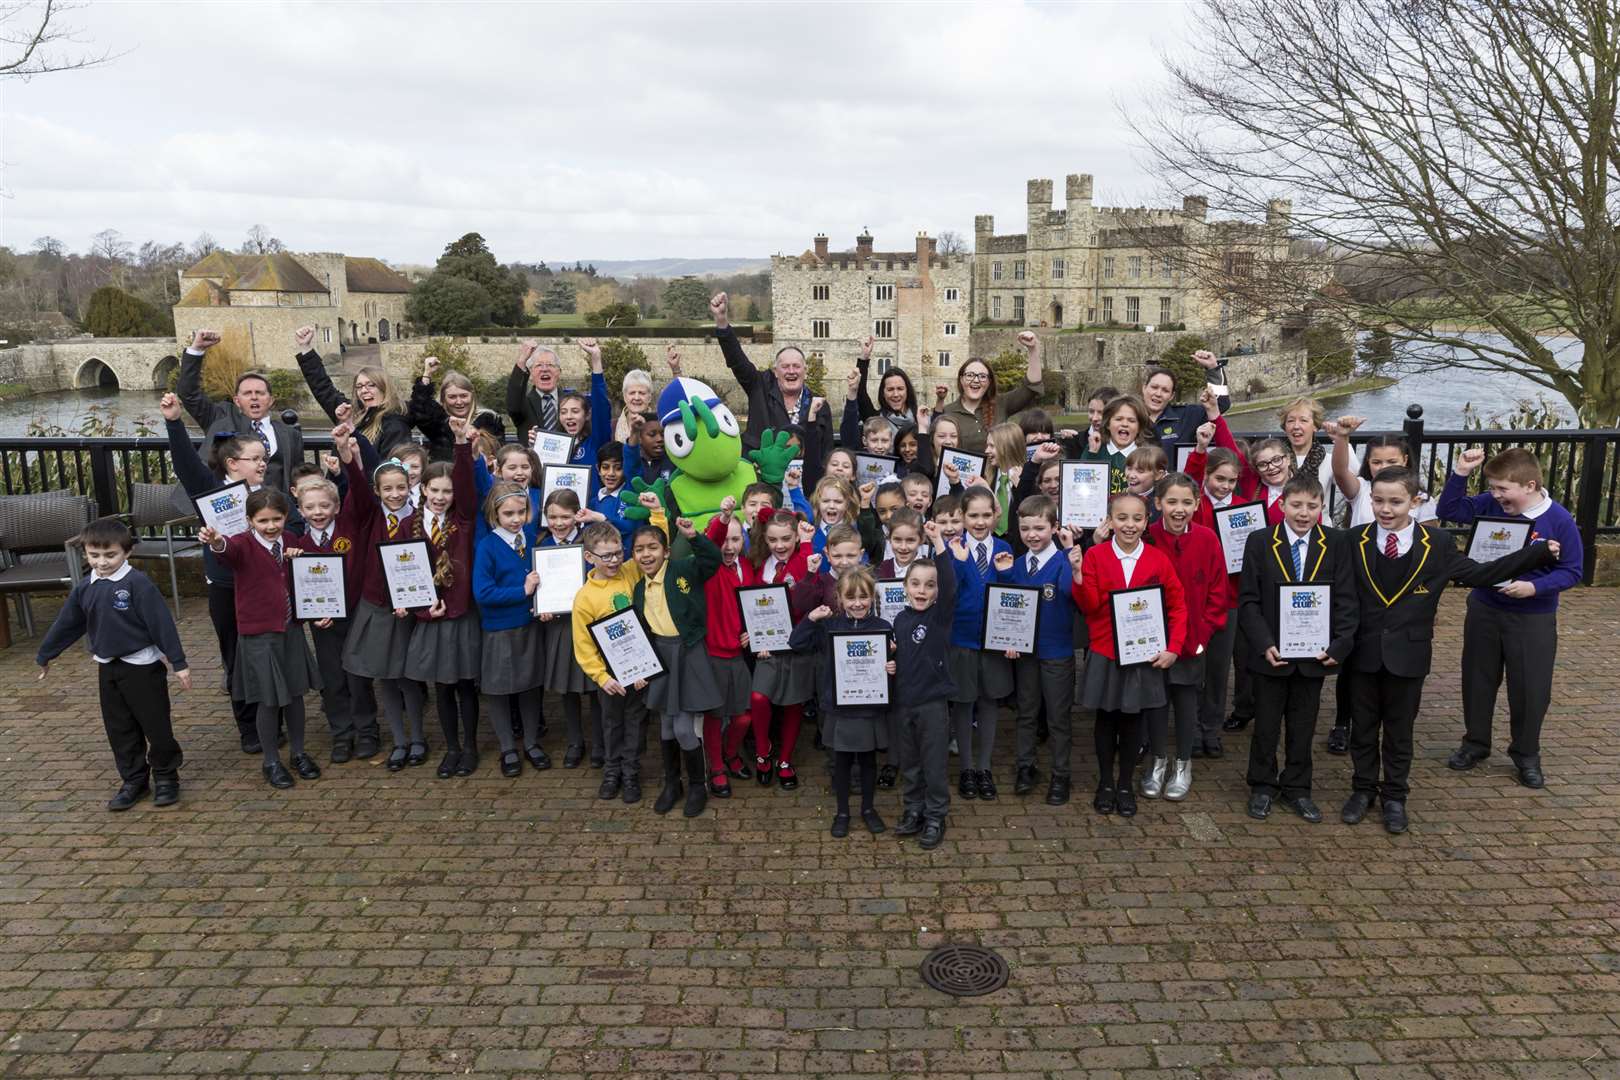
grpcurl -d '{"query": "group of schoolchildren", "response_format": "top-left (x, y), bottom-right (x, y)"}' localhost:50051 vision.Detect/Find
top-left (36, 337), bottom-right (1583, 843)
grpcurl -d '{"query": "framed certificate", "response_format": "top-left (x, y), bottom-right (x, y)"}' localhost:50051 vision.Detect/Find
top-left (830, 630), bottom-right (890, 707)
top-left (1175, 444), bottom-right (1195, 474)
top-left (1464, 516), bottom-right (1532, 563)
top-left (530, 429), bottom-right (577, 466)
top-left (377, 540), bottom-right (438, 610)
top-left (982, 583), bottom-right (1040, 653)
top-left (935, 448), bottom-right (987, 496)
top-left (876, 577), bottom-right (909, 624)
top-left (541, 463), bottom-right (592, 503)
top-left (854, 453), bottom-right (900, 490)
top-left (1213, 501), bottom-right (1266, 574)
top-left (736, 584), bottom-right (793, 654)
top-left (1276, 582), bottom-right (1331, 660)
top-left (531, 543), bottom-right (586, 616)
top-left (587, 607), bottom-right (665, 685)
top-left (193, 481), bottom-right (250, 538)
top-left (1110, 585), bottom-right (1168, 667)
top-left (1058, 460), bottom-right (1110, 529)
top-left (290, 553), bottom-right (346, 620)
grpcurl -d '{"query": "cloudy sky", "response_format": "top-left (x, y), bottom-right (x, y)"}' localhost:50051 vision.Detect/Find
top-left (2, 1), bottom-right (1196, 265)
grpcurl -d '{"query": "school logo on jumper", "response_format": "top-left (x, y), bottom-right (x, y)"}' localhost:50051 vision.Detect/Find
top-left (1042, 584), bottom-right (1055, 601)
top-left (911, 625), bottom-right (927, 643)
top-left (1290, 592), bottom-right (1320, 609)
top-left (675, 576), bottom-right (690, 594)
top-left (612, 593), bottom-right (631, 611)
top-left (112, 588), bottom-right (131, 611)
top-left (333, 538), bottom-right (351, 553)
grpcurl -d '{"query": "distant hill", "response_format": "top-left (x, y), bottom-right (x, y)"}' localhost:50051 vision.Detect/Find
top-left (552, 257), bottom-right (771, 279)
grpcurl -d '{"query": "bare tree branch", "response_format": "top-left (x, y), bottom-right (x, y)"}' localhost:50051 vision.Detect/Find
top-left (0, 0), bottom-right (117, 79)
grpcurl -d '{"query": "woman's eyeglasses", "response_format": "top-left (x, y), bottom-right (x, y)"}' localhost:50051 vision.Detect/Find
top-left (1254, 456), bottom-right (1288, 470)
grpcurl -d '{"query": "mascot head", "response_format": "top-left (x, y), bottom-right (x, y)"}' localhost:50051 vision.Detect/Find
top-left (657, 377), bottom-right (742, 482)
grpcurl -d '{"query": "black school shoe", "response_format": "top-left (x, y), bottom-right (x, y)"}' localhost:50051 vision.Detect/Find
top-left (861, 808), bottom-right (886, 834)
top-left (1286, 796), bottom-right (1322, 823)
top-left (330, 739), bottom-right (353, 765)
top-left (959, 770), bottom-right (979, 800)
top-left (1382, 799), bottom-right (1409, 834)
top-left (1014, 766), bottom-right (1039, 796)
top-left (1203, 738), bottom-right (1224, 760)
top-left (437, 751), bottom-right (461, 779)
top-left (563, 744), bottom-right (584, 769)
top-left (241, 735), bottom-right (262, 755)
top-left (621, 774), bottom-right (642, 804)
top-left (1093, 783), bottom-right (1116, 815)
top-left (597, 772), bottom-right (621, 799)
top-left (894, 810), bottom-right (925, 836)
top-left (500, 750), bottom-right (523, 778)
top-left (1223, 714), bottom-right (1252, 732)
top-left (406, 742), bottom-right (429, 767)
top-left (1115, 787), bottom-right (1138, 818)
top-left (918, 818), bottom-right (946, 850)
top-left (152, 781), bottom-right (179, 807)
top-left (386, 747), bottom-right (408, 772)
top-left (976, 770), bottom-right (998, 801)
top-left (1516, 759), bottom-right (1546, 789)
top-left (1447, 745), bottom-right (1489, 771)
top-left (107, 779), bottom-right (149, 811)
top-left (456, 748), bottom-right (478, 777)
top-left (525, 745), bottom-right (552, 771)
top-left (1326, 726), bottom-right (1348, 755)
top-left (830, 813), bottom-right (850, 838)
top-left (263, 761), bottom-right (294, 789)
top-left (1045, 775), bottom-right (1071, 806)
top-left (355, 734), bottom-right (381, 760)
top-left (290, 754), bottom-right (322, 780)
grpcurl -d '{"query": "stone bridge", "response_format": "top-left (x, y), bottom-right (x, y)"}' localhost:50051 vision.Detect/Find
top-left (0, 337), bottom-right (180, 393)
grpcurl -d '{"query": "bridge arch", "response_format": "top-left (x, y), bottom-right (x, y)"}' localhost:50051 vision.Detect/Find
top-left (151, 355), bottom-right (179, 390)
top-left (74, 357), bottom-right (120, 390)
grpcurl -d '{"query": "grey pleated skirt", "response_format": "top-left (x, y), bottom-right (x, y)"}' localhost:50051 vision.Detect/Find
top-left (540, 617), bottom-right (590, 695)
top-left (1166, 650), bottom-right (1205, 688)
top-left (946, 645), bottom-right (1015, 704)
top-left (710, 654), bottom-right (753, 718)
top-left (646, 634), bottom-right (722, 715)
top-left (1080, 653), bottom-right (1167, 713)
top-left (343, 599), bottom-right (415, 680)
top-left (481, 621), bottom-right (544, 695)
top-left (751, 651), bottom-right (817, 705)
top-left (405, 611), bottom-right (483, 684)
top-left (233, 628), bottom-right (321, 708)
top-left (823, 706), bottom-right (883, 753)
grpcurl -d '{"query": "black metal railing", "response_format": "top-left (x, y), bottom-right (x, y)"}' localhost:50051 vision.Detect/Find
top-left (1, 404), bottom-right (1616, 581)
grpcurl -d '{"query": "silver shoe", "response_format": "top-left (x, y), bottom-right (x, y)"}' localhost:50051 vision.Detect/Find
top-left (1141, 756), bottom-right (1168, 798)
top-left (1164, 759), bottom-right (1191, 801)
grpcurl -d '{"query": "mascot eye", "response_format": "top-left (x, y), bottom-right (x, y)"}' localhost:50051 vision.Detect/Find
top-left (666, 425), bottom-right (694, 459)
top-left (713, 405), bottom-right (740, 437)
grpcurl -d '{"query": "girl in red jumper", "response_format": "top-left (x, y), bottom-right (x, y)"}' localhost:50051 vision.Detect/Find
top-left (403, 417), bottom-right (482, 778)
top-left (1143, 474), bottom-right (1229, 800)
top-left (701, 497), bottom-right (758, 796)
top-left (200, 488), bottom-right (326, 790)
top-left (1073, 492), bottom-right (1188, 819)
top-left (745, 507), bottom-right (815, 788)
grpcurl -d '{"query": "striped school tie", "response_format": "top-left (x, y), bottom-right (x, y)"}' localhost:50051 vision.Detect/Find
top-left (513, 534), bottom-right (525, 559)
top-left (1384, 532), bottom-right (1399, 559)
top-left (1292, 538), bottom-right (1306, 581)
top-left (272, 540), bottom-right (292, 624)
top-left (975, 541), bottom-right (989, 577)
top-left (431, 516), bottom-right (445, 549)
top-left (387, 512), bottom-right (399, 539)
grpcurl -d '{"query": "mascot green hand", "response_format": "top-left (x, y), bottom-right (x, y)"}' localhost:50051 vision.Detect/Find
top-left (618, 476), bottom-right (672, 523)
top-left (747, 429), bottom-right (797, 487)
top-left (650, 376), bottom-right (773, 530)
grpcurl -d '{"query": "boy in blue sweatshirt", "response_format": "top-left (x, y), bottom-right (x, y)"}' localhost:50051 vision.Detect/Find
top-left (992, 494), bottom-right (1080, 806)
top-left (37, 518), bottom-right (191, 811)
top-left (592, 441), bottom-right (638, 555)
top-left (1437, 447), bottom-right (1583, 788)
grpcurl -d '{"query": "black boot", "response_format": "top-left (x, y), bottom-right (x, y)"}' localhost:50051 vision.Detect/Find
top-left (682, 747), bottom-right (708, 818)
top-left (653, 739), bottom-right (683, 815)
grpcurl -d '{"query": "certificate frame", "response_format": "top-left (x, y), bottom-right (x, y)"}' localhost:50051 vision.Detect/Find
top-left (829, 630), bottom-right (890, 708)
top-left (1213, 500), bottom-right (1267, 575)
top-left (981, 583), bottom-right (1041, 654)
top-left (736, 584), bottom-right (793, 654)
top-left (876, 577), bottom-right (909, 625)
top-left (935, 448), bottom-right (987, 497)
top-left (1275, 581), bottom-right (1332, 661)
top-left (1175, 444), bottom-right (1195, 474)
top-left (531, 543), bottom-right (586, 616)
top-left (541, 463), bottom-right (592, 503)
top-left (854, 452), bottom-right (900, 490)
top-left (290, 552), bottom-right (346, 621)
top-left (586, 606), bottom-right (666, 685)
top-left (1464, 516), bottom-right (1533, 563)
top-left (376, 539), bottom-right (438, 610)
top-left (1110, 584), bottom-right (1168, 668)
top-left (193, 481), bottom-right (250, 538)
top-left (529, 429), bottom-right (578, 466)
top-left (1058, 460), bottom-right (1110, 529)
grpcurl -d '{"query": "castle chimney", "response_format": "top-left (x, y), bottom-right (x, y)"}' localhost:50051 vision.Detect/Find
top-left (915, 232), bottom-right (931, 270)
top-left (1265, 199), bottom-right (1292, 229)
top-left (1183, 195), bottom-right (1209, 221)
top-left (856, 228), bottom-right (874, 260)
top-left (814, 233), bottom-right (828, 260)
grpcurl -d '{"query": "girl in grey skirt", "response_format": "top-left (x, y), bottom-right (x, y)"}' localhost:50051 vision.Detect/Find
top-left (203, 487), bottom-right (324, 790)
top-left (473, 482), bottom-right (548, 779)
top-left (744, 508), bottom-right (817, 790)
top-left (535, 489), bottom-right (595, 769)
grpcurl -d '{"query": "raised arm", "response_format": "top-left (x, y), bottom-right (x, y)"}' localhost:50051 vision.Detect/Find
top-left (997, 331), bottom-right (1044, 417)
top-left (505, 340), bottom-right (539, 436)
top-left (175, 330), bottom-right (225, 431)
top-left (1323, 416), bottom-right (1365, 501)
top-left (854, 338), bottom-right (878, 420)
top-left (292, 326), bottom-right (349, 424)
top-left (160, 394), bottom-right (218, 495)
top-left (711, 292), bottom-right (759, 394)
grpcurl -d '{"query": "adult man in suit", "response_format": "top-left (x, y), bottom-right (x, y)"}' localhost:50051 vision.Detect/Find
top-left (1238, 473), bottom-right (1358, 824)
top-left (710, 292), bottom-right (832, 455)
top-left (1342, 466), bottom-right (1559, 833)
top-left (176, 330), bottom-right (305, 493)
top-left (505, 340), bottom-right (566, 443)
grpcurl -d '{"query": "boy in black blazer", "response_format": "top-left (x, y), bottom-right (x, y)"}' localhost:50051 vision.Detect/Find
top-left (1341, 467), bottom-right (1560, 833)
top-left (1237, 474), bottom-right (1357, 824)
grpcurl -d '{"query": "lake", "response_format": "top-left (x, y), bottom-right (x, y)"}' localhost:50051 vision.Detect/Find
top-left (0, 332), bottom-right (1588, 438)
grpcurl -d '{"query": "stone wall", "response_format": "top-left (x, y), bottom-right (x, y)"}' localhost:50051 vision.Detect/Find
top-left (172, 307), bottom-right (344, 371)
top-left (0, 337), bottom-right (179, 393)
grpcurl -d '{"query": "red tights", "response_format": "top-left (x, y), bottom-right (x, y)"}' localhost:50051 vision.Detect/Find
top-left (748, 693), bottom-right (802, 767)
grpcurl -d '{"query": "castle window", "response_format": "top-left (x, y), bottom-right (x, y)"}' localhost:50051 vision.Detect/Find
top-left (1103, 256), bottom-right (1115, 279)
top-left (1129, 256), bottom-right (1142, 280)
top-left (992, 261), bottom-right (1003, 281)
top-left (991, 296), bottom-right (1002, 319)
top-left (1102, 296), bottom-right (1114, 321)
top-left (1051, 258), bottom-right (1065, 280)
top-left (1126, 296), bottom-right (1141, 324)
top-left (322, 326), bottom-right (332, 344)
top-left (938, 351), bottom-right (951, 368)
top-left (944, 287), bottom-right (960, 302)
top-left (812, 284), bottom-right (830, 301)
top-left (943, 322), bottom-right (958, 337)
top-left (1159, 296), bottom-right (1172, 323)
top-left (873, 319), bottom-right (894, 338)
top-left (1013, 260), bottom-right (1026, 280)
top-left (877, 356), bottom-right (893, 373)
top-left (1012, 295), bottom-right (1025, 322)
top-left (1160, 255), bottom-right (1173, 278)
top-left (874, 284), bottom-right (894, 302)
top-left (812, 320), bottom-right (831, 339)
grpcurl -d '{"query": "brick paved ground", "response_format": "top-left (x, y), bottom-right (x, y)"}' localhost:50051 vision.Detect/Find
top-left (2, 589), bottom-right (1618, 1080)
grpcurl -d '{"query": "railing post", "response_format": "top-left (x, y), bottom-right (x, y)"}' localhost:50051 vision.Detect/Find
top-left (1403, 403), bottom-right (1426, 490)
top-left (89, 444), bottom-right (119, 516)
top-left (1575, 433), bottom-right (1606, 585)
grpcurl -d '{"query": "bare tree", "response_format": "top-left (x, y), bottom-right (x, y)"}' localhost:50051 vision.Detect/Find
top-left (189, 231), bottom-right (219, 260)
top-left (30, 235), bottom-right (64, 258)
top-left (935, 230), bottom-right (968, 257)
top-left (239, 224), bottom-right (285, 255)
top-left (89, 228), bottom-right (129, 263)
top-left (1132, 0), bottom-right (1620, 424)
top-left (1, 0), bottom-right (115, 79)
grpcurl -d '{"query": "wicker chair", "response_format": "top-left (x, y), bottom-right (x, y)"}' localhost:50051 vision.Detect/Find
top-left (0, 492), bottom-right (96, 637)
top-left (126, 482), bottom-right (201, 618)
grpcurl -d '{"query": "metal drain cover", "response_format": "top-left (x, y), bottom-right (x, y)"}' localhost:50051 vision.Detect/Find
top-left (919, 944), bottom-right (1009, 996)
